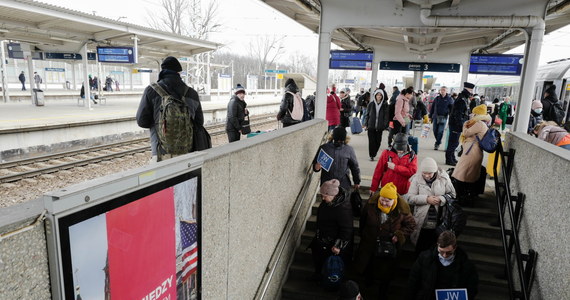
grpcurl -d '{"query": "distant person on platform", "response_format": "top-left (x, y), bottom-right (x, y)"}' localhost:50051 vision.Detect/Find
top-left (33, 72), bottom-right (42, 89)
top-left (80, 82), bottom-right (97, 104)
top-left (136, 56), bottom-right (204, 162)
top-left (19, 71), bottom-right (26, 91)
top-left (326, 85), bottom-right (342, 131)
top-left (364, 89), bottom-right (389, 161)
top-left (340, 88), bottom-right (352, 128)
top-left (226, 84), bottom-right (249, 143)
top-left (429, 86), bottom-right (454, 151)
top-left (277, 78), bottom-right (307, 127)
top-left (446, 82), bottom-right (473, 166)
top-left (408, 231), bottom-right (479, 300)
top-left (305, 91), bottom-right (316, 119)
top-left (541, 85), bottom-right (564, 125)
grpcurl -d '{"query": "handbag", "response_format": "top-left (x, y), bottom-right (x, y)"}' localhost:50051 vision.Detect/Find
top-left (375, 238), bottom-right (397, 258)
top-left (192, 123), bottom-right (212, 151)
top-left (241, 115), bottom-right (251, 135)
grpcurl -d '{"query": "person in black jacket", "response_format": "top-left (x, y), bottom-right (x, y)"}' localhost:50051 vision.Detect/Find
top-left (445, 82), bottom-right (473, 166)
top-left (225, 84), bottom-right (248, 142)
top-left (541, 85), bottom-right (563, 125)
top-left (429, 87), bottom-right (454, 150)
top-left (311, 179), bottom-right (354, 278)
top-left (18, 71), bottom-right (26, 91)
top-left (408, 231), bottom-right (478, 300)
top-left (136, 56), bottom-right (204, 162)
top-left (277, 78), bottom-right (305, 127)
top-left (340, 88), bottom-right (352, 128)
top-left (365, 89), bottom-right (389, 161)
top-left (387, 86), bottom-right (400, 146)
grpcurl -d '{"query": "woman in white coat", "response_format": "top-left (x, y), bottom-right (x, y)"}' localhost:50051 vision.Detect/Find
top-left (407, 157), bottom-right (456, 255)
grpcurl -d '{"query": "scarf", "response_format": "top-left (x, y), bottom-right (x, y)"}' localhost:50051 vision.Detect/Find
top-left (378, 197), bottom-right (398, 214)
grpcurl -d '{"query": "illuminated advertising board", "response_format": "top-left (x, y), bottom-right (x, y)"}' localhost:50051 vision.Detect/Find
top-left (45, 154), bottom-right (205, 300)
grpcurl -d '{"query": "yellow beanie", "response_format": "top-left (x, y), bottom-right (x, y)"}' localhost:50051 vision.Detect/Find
top-left (472, 104), bottom-right (487, 116)
top-left (380, 182), bottom-right (398, 200)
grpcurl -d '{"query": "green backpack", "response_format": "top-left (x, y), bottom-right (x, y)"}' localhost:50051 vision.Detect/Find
top-left (150, 83), bottom-right (193, 159)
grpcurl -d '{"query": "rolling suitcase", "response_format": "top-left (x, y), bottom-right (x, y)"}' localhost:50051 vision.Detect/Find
top-left (351, 117), bottom-right (363, 134)
top-left (408, 135), bottom-right (419, 154)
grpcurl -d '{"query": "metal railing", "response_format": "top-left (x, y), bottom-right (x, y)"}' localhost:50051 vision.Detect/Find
top-left (493, 143), bottom-right (538, 300)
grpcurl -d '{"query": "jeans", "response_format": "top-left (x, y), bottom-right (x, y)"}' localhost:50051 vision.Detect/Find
top-left (432, 116), bottom-right (447, 146)
top-left (446, 130), bottom-right (461, 162)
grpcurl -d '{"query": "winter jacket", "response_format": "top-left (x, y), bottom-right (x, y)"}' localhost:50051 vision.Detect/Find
top-left (541, 94), bottom-right (562, 124)
top-left (452, 120), bottom-right (488, 183)
top-left (136, 74), bottom-right (203, 156)
top-left (226, 95), bottom-right (248, 132)
top-left (428, 94), bottom-right (453, 119)
top-left (326, 93), bottom-right (341, 126)
top-left (394, 94), bottom-right (411, 127)
top-left (315, 186), bottom-right (353, 250)
top-left (18, 73), bottom-right (25, 83)
top-left (313, 142), bottom-right (361, 190)
top-left (408, 247), bottom-right (479, 300)
top-left (449, 90), bottom-right (470, 132)
top-left (538, 125), bottom-right (570, 146)
top-left (354, 194), bottom-right (416, 273)
top-left (365, 99), bottom-right (389, 131)
top-left (277, 81), bottom-right (303, 126)
top-left (414, 100), bottom-right (428, 121)
top-left (370, 147), bottom-right (418, 195)
top-left (407, 169), bottom-right (456, 245)
top-left (389, 89), bottom-right (400, 104)
top-left (528, 111), bottom-right (543, 134)
top-left (341, 95), bottom-right (352, 117)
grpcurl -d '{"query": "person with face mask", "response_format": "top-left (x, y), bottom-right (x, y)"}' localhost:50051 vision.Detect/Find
top-left (370, 133), bottom-right (418, 196)
top-left (408, 231), bottom-right (479, 300)
top-left (407, 158), bottom-right (456, 256)
top-left (313, 127), bottom-right (361, 191)
top-left (528, 100), bottom-right (544, 134)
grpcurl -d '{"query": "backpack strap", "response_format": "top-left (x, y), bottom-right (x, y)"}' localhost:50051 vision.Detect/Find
top-left (150, 82), bottom-right (170, 98)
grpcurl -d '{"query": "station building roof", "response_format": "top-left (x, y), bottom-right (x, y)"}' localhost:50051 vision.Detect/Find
top-left (261, 0), bottom-right (570, 62)
top-left (0, 0), bottom-right (221, 65)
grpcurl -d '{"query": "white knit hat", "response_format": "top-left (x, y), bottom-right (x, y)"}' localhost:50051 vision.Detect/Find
top-left (420, 157), bottom-right (438, 173)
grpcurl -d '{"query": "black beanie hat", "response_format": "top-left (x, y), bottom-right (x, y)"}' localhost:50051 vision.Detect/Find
top-left (545, 85), bottom-right (556, 95)
top-left (393, 133), bottom-right (409, 151)
top-left (332, 127), bottom-right (347, 142)
top-left (339, 280), bottom-right (360, 299)
top-left (161, 56), bottom-right (183, 72)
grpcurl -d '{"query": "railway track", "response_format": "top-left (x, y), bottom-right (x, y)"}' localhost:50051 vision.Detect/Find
top-left (0, 114), bottom-right (277, 183)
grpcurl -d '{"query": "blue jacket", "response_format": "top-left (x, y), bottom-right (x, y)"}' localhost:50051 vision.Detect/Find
top-left (429, 93), bottom-right (454, 119)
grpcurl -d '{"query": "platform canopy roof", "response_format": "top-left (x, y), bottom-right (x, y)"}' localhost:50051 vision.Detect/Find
top-left (0, 0), bottom-right (221, 65)
top-left (261, 0), bottom-right (570, 62)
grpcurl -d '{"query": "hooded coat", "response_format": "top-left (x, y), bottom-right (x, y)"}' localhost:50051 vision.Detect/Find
top-left (449, 90), bottom-right (470, 132)
top-left (136, 73), bottom-right (203, 156)
top-left (312, 141), bottom-right (361, 190)
top-left (408, 246), bottom-right (479, 300)
top-left (407, 169), bottom-right (456, 245)
top-left (277, 80), bottom-right (304, 126)
top-left (452, 120), bottom-right (488, 183)
top-left (365, 92), bottom-right (389, 131)
top-left (370, 147), bottom-right (418, 195)
top-left (326, 93), bottom-right (341, 126)
top-left (541, 89), bottom-right (562, 124)
top-left (354, 194), bottom-right (416, 273)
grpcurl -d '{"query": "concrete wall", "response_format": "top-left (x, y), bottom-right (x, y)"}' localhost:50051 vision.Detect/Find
top-left (505, 132), bottom-right (570, 300)
top-left (0, 119), bottom-right (328, 299)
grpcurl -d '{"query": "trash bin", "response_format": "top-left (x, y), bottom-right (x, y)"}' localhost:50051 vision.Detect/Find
top-left (33, 88), bottom-right (44, 106)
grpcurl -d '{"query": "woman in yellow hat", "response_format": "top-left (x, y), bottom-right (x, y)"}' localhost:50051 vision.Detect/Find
top-left (353, 182), bottom-right (416, 299)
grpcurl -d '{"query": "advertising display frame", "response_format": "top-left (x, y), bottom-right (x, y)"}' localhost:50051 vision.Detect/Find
top-left (44, 153), bottom-right (206, 300)
top-left (329, 50), bottom-right (374, 70)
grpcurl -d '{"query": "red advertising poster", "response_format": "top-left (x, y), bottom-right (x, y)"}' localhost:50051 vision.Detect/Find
top-left (106, 188), bottom-right (177, 300)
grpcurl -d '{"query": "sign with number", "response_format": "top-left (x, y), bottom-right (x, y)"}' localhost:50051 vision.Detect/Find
top-left (380, 61), bottom-right (460, 73)
top-left (435, 288), bottom-right (468, 300)
top-left (317, 149), bottom-right (334, 172)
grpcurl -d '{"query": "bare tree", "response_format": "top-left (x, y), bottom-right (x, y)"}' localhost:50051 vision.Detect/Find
top-left (249, 35), bottom-right (286, 75)
top-left (147, 0), bottom-right (189, 35)
top-left (288, 51), bottom-right (317, 77)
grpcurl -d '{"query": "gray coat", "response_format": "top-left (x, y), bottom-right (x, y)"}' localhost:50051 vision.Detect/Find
top-left (406, 168), bottom-right (456, 245)
top-left (312, 142), bottom-right (361, 190)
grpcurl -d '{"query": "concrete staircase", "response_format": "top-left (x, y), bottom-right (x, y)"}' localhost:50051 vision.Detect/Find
top-left (281, 186), bottom-right (509, 300)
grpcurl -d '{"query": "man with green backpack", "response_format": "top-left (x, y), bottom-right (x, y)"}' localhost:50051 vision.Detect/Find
top-left (136, 56), bottom-right (207, 162)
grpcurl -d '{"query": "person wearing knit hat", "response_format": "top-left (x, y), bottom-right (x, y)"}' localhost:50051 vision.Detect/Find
top-left (354, 181), bottom-right (415, 298)
top-left (446, 82), bottom-right (474, 165)
top-left (226, 83), bottom-right (249, 143)
top-left (528, 100), bottom-right (544, 134)
top-left (311, 179), bottom-right (354, 281)
top-left (277, 78), bottom-right (306, 127)
top-left (313, 127), bottom-right (361, 191)
top-left (364, 89), bottom-right (389, 161)
top-left (407, 157), bottom-right (456, 253)
top-left (136, 56), bottom-right (204, 162)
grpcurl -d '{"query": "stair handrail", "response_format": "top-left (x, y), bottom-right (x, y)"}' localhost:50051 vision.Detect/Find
top-left (254, 131), bottom-right (329, 299)
top-left (493, 143), bottom-right (538, 300)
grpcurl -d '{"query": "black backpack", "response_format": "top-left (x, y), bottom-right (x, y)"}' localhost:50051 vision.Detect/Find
top-left (550, 101), bottom-right (565, 125)
top-left (436, 194), bottom-right (467, 237)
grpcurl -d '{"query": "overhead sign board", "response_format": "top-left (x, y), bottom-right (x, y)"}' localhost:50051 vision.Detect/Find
top-left (6, 43), bottom-right (43, 60)
top-left (44, 52), bottom-right (97, 61)
top-left (380, 61), bottom-right (460, 73)
top-left (330, 50), bottom-right (373, 70)
top-left (133, 69), bottom-right (153, 73)
top-left (264, 69), bottom-right (287, 74)
top-left (45, 68), bottom-right (65, 72)
top-left (469, 54), bottom-right (524, 76)
top-left (97, 47), bottom-right (135, 63)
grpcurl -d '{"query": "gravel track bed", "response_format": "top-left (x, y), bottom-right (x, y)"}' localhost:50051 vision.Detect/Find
top-left (0, 123), bottom-right (278, 208)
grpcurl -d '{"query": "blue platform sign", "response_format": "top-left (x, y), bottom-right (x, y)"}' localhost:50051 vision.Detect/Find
top-left (330, 60), bottom-right (372, 70)
top-left (317, 149), bottom-right (334, 172)
top-left (435, 288), bottom-right (468, 300)
top-left (469, 54), bottom-right (523, 76)
top-left (97, 47), bottom-right (135, 63)
top-left (264, 69), bottom-right (288, 74)
top-left (44, 52), bottom-right (96, 61)
top-left (330, 50), bottom-right (373, 70)
top-left (380, 61), bottom-right (460, 73)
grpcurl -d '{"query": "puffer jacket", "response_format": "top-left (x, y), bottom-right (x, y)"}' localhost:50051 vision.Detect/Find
top-left (370, 147), bottom-right (418, 195)
top-left (406, 169), bottom-right (456, 245)
top-left (136, 73), bottom-right (203, 156)
top-left (315, 186), bottom-right (353, 250)
top-left (226, 94), bottom-right (248, 132)
top-left (538, 125), bottom-right (570, 146)
top-left (277, 81), bottom-right (303, 126)
top-left (313, 141), bottom-right (361, 190)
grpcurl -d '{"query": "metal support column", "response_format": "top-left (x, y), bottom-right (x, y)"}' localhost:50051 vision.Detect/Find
top-left (206, 52), bottom-right (211, 95)
top-left (413, 71), bottom-right (424, 90)
top-left (71, 62), bottom-right (77, 90)
top-left (370, 49), bottom-right (379, 92)
top-left (460, 59), bottom-right (470, 88)
top-left (315, 31), bottom-right (332, 119)
top-left (0, 40), bottom-right (10, 102)
top-left (514, 23), bottom-right (545, 133)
